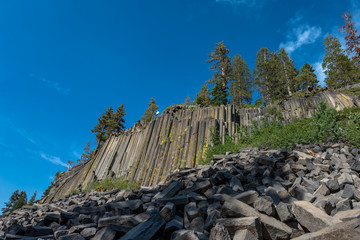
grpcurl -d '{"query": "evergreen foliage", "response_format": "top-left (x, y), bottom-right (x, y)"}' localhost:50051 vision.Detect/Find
top-left (91, 104), bottom-right (126, 146)
top-left (229, 54), bottom-right (253, 106)
top-left (253, 47), bottom-right (279, 104)
top-left (340, 12), bottom-right (360, 66)
top-left (194, 83), bottom-right (211, 106)
top-left (78, 141), bottom-right (92, 163)
top-left (210, 80), bottom-right (228, 105)
top-left (207, 41), bottom-right (231, 105)
top-left (295, 63), bottom-right (319, 91)
top-left (2, 190), bottom-right (27, 214)
top-left (141, 98), bottom-right (159, 124)
top-left (323, 35), bottom-right (360, 89)
top-left (28, 191), bottom-right (37, 206)
top-left (278, 48), bottom-right (298, 97)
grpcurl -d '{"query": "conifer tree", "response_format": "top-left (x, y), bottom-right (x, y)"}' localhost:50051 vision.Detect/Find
top-left (91, 106), bottom-right (114, 146)
top-left (340, 12), bottom-right (360, 66)
top-left (91, 105), bottom-right (126, 147)
top-left (207, 41), bottom-right (231, 105)
top-left (194, 83), bottom-right (211, 106)
top-left (112, 104), bottom-right (126, 133)
top-left (322, 35), bottom-right (360, 88)
top-left (229, 54), bottom-right (253, 106)
top-left (295, 63), bottom-right (318, 91)
top-left (277, 48), bottom-right (298, 96)
top-left (2, 190), bottom-right (27, 214)
top-left (211, 81), bottom-right (227, 106)
top-left (78, 141), bottom-right (92, 163)
top-left (141, 98), bottom-right (159, 124)
top-left (28, 191), bottom-right (37, 206)
top-left (254, 48), bottom-right (282, 103)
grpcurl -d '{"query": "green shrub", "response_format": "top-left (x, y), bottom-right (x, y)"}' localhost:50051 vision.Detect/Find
top-left (200, 102), bottom-right (360, 164)
top-left (340, 87), bottom-right (360, 95)
top-left (84, 177), bottom-right (141, 193)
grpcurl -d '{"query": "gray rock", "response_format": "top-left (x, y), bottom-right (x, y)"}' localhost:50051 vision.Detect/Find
top-left (326, 179), bottom-right (340, 192)
top-left (275, 202), bottom-right (293, 222)
top-left (342, 184), bottom-right (355, 199)
top-left (159, 202), bottom-right (176, 222)
top-left (79, 227), bottom-right (96, 238)
top-left (233, 229), bottom-right (257, 240)
top-left (233, 190), bottom-right (259, 205)
top-left (58, 233), bottom-right (86, 240)
top-left (92, 226), bottom-right (116, 240)
top-left (253, 197), bottom-right (275, 216)
top-left (119, 213), bottom-right (166, 240)
top-left (152, 181), bottom-right (181, 201)
top-left (292, 201), bottom-right (342, 232)
top-left (215, 217), bottom-right (262, 239)
top-left (210, 223), bottom-right (231, 240)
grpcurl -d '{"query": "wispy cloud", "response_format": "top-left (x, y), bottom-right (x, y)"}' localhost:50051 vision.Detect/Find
top-left (40, 77), bottom-right (70, 95)
top-left (17, 129), bottom-right (43, 148)
top-left (40, 153), bottom-right (68, 168)
top-left (280, 24), bottom-right (322, 54)
top-left (215, 0), bottom-right (270, 8)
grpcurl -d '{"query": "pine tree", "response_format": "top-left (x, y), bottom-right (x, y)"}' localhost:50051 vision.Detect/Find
top-left (91, 106), bottom-right (114, 146)
top-left (229, 54), bottom-right (253, 106)
top-left (112, 104), bottom-right (126, 133)
top-left (141, 98), bottom-right (159, 124)
top-left (340, 12), bottom-right (360, 66)
top-left (295, 63), bottom-right (318, 91)
top-left (254, 48), bottom-right (283, 103)
top-left (323, 35), bottom-right (360, 89)
top-left (253, 47), bottom-right (274, 103)
top-left (78, 141), bottom-right (92, 163)
top-left (28, 191), bottom-right (37, 206)
top-left (91, 105), bottom-right (126, 147)
top-left (194, 83), bottom-right (211, 106)
top-left (2, 190), bottom-right (27, 214)
top-left (67, 160), bottom-right (75, 170)
top-left (277, 48), bottom-right (298, 96)
top-left (211, 81), bottom-right (227, 106)
top-left (207, 41), bottom-right (231, 105)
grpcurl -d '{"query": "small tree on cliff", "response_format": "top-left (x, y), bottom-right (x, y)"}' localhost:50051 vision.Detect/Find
top-left (194, 83), bottom-right (211, 106)
top-left (207, 41), bottom-right (231, 105)
top-left (77, 141), bottom-right (92, 163)
top-left (340, 12), bottom-right (360, 66)
top-left (2, 190), bottom-right (27, 214)
top-left (295, 63), bottom-right (318, 92)
top-left (91, 104), bottom-right (126, 147)
top-left (141, 98), bottom-right (159, 124)
top-left (28, 191), bottom-right (37, 206)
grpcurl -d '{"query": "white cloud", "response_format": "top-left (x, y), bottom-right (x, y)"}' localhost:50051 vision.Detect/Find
top-left (280, 25), bottom-right (322, 54)
top-left (215, 0), bottom-right (268, 8)
top-left (17, 129), bottom-right (43, 148)
top-left (40, 153), bottom-right (68, 168)
top-left (313, 61), bottom-right (326, 87)
top-left (40, 77), bottom-right (70, 95)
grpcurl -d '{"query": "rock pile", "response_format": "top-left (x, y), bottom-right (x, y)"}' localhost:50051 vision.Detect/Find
top-left (2, 142), bottom-right (360, 240)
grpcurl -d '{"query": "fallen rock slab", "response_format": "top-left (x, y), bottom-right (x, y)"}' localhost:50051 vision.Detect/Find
top-left (292, 201), bottom-right (342, 232)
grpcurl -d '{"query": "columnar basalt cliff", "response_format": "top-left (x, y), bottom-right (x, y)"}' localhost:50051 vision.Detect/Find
top-left (43, 90), bottom-right (359, 203)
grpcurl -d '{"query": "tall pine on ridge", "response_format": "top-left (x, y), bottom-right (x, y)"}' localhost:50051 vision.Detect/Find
top-left (207, 41), bottom-right (231, 105)
top-left (141, 98), bottom-right (159, 124)
top-left (295, 63), bottom-right (318, 92)
top-left (229, 54), bottom-right (253, 106)
top-left (323, 35), bottom-right (360, 89)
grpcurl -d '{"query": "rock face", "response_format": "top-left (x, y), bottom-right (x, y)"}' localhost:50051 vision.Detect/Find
top-left (44, 90), bottom-right (358, 202)
top-left (2, 143), bottom-right (360, 239)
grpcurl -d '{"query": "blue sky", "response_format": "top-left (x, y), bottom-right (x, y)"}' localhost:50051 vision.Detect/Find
top-left (0, 0), bottom-right (358, 209)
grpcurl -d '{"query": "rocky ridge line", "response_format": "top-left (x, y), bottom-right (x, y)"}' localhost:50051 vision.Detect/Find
top-left (2, 142), bottom-right (360, 239)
